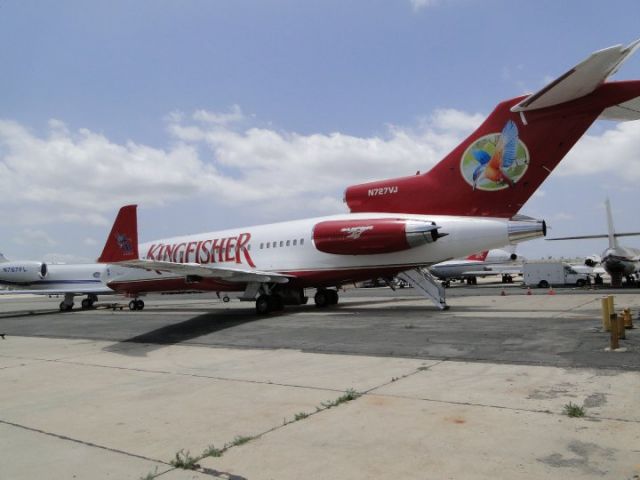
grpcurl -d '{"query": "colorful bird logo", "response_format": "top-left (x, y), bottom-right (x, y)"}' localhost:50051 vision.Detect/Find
top-left (460, 120), bottom-right (529, 191)
top-left (116, 234), bottom-right (133, 254)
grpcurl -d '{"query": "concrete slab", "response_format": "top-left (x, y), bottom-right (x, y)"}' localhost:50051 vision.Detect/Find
top-left (376, 361), bottom-right (640, 422)
top-left (202, 393), bottom-right (640, 480)
top-left (0, 422), bottom-right (166, 480)
top-left (0, 355), bottom-right (332, 461)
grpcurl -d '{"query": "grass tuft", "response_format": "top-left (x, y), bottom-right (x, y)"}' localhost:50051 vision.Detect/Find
top-left (202, 444), bottom-right (223, 458)
top-left (170, 449), bottom-right (198, 470)
top-left (563, 402), bottom-right (586, 418)
top-left (228, 435), bottom-right (253, 447)
top-left (294, 412), bottom-right (309, 421)
top-left (321, 388), bottom-right (361, 409)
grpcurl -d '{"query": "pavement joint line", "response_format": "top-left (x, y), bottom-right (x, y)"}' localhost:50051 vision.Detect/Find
top-left (0, 353), bottom-right (348, 394)
top-left (363, 359), bottom-right (448, 395)
top-left (370, 392), bottom-right (640, 424)
top-left (0, 418), bottom-right (167, 465)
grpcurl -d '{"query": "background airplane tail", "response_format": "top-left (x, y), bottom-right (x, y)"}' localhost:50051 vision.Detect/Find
top-left (0, 252), bottom-right (8, 263)
top-left (345, 40), bottom-right (640, 218)
top-left (97, 205), bottom-right (139, 263)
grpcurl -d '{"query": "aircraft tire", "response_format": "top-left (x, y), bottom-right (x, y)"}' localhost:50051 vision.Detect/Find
top-left (327, 289), bottom-right (339, 305)
top-left (314, 290), bottom-right (329, 308)
top-left (256, 294), bottom-right (273, 314)
top-left (136, 300), bottom-right (145, 310)
top-left (82, 298), bottom-right (96, 309)
top-left (59, 301), bottom-right (73, 312)
top-left (129, 300), bottom-right (137, 311)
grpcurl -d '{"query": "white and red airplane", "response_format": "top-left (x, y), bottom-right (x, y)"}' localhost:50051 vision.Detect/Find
top-left (429, 246), bottom-right (522, 287)
top-left (95, 39), bottom-right (640, 313)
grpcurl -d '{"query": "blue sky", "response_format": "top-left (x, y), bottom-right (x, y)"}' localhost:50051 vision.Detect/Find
top-left (1, 0), bottom-right (640, 263)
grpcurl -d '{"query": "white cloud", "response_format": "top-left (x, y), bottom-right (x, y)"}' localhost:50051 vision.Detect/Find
top-left (2, 106), bottom-right (639, 244)
top-left (556, 120), bottom-right (640, 180)
top-left (410, 0), bottom-right (440, 11)
top-left (13, 229), bottom-right (57, 247)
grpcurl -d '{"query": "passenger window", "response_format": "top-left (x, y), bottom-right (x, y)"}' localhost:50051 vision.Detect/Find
top-left (293, 239), bottom-right (297, 246)
top-left (286, 240), bottom-right (290, 246)
top-left (279, 241), bottom-right (284, 247)
top-left (260, 243), bottom-right (263, 249)
top-left (266, 243), bottom-right (270, 249)
top-left (300, 238), bottom-right (304, 245)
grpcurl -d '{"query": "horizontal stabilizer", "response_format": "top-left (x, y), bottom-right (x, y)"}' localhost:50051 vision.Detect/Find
top-left (512, 39), bottom-right (640, 112)
top-left (600, 95), bottom-right (640, 120)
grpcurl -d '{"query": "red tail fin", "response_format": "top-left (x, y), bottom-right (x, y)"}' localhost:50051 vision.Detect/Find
top-left (97, 205), bottom-right (139, 263)
top-left (345, 81), bottom-right (640, 218)
top-left (466, 251), bottom-right (489, 262)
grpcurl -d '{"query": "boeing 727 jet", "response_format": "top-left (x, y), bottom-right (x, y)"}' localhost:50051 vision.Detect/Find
top-left (95, 39), bottom-right (640, 313)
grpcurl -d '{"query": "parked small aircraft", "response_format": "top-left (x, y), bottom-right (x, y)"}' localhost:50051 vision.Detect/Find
top-left (0, 254), bottom-right (112, 310)
top-left (547, 198), bottom-right (640, 287)
top-left (429, 246), bottom-right (522, 287)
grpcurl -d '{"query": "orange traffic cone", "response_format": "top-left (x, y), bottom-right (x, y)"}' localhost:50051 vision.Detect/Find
top-left (548, 287), bottom-right (555, 295)
top-left (526, 287), bottom-right (532, 295)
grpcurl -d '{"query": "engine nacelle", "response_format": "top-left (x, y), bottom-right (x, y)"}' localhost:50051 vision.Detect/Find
top-left (510, 253), bottom-right (518, 261)
top-left (313, 219), bottom-right (441, 255)
top-left (0, 262), bottom-right (48, 284)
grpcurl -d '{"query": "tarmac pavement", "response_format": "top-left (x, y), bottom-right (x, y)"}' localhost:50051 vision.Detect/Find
top-left (0, 288), bottom-right (639, 479)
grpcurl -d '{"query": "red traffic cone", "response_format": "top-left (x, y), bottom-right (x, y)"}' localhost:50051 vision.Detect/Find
top-left (526, 287), bottom-right (532, 295)
top-left (548, 287), bottom-right (555, 295)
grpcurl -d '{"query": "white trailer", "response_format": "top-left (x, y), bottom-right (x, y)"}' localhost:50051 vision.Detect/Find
top-left (523, 261), bottom-right (590, 288)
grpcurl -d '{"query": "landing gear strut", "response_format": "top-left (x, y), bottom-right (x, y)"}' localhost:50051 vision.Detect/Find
top-left (128, 299), bottom-right (145, 311)
top-left (59, 293), bottom-right (75, 312)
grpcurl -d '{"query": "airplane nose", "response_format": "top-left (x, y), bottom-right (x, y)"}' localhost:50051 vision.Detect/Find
top-left (507, 219), bottom-right (546, 243)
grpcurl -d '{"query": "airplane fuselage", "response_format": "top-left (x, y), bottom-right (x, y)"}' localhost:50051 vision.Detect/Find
top-left (105, 212), bottom-right (536, 294)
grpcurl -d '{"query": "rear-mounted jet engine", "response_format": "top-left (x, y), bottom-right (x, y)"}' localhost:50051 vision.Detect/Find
top-left (313, 219), bottom-right (443, 255)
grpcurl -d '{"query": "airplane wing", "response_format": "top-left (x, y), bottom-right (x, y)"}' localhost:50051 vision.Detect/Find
top-left (111, 259), bottom-right (292, 284)
top-left (512, 39), bottom-right (640, 113)
top-left (547, 232), bottom-right (640, 241)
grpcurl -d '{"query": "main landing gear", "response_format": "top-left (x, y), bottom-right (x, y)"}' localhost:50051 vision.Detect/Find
top-left (59, 294), bottom-right (100, 312)
top-left (255, 294), bottom-right (284, 315)
top-left (313, 289), bottom-right (339, 308)
top-left (254, 288), bottom-right (338, 314)
top-left (128, 299), bottom-right (145, 311)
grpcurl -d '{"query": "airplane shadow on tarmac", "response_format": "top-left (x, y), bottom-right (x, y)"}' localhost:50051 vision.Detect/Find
top-left (103, 297), bottom-right (415, 356)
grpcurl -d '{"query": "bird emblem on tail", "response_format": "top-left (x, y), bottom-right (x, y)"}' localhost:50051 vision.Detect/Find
top-left (460, 120), bottom-right (529, 191)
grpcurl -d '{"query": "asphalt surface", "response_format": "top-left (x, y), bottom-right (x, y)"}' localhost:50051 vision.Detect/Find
top-left (1, 283), bottom-right (639, 370)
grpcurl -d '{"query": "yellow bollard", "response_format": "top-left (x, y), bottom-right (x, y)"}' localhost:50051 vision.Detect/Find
top-left (610, 313), bottom-right (619, 350)
top-left (607, 295), bottom-right (615, 318)
top-left (618, 314), bottom-right (626, 340)
top-left (623, 308), bottom-right (633, 329)
top-left (601, 297), bottom-right (611, 331)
